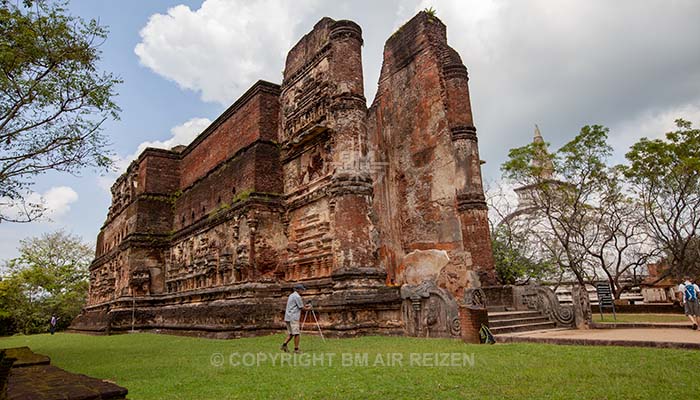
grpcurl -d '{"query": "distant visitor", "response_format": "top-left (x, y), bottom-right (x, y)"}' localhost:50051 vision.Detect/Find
top-left (679, 276), bottom-right (699, 330)
top-left (49, 314), bottom-right (59, 335)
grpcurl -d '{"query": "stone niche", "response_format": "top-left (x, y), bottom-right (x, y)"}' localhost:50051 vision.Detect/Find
top-left (70, 11), bottom-right (494, 340)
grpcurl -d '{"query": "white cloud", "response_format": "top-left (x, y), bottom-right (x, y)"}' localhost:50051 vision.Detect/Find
top-left (135, 0), bottom-right (319, 105)
top-left (42, 186), bottom-right (79, 218)
top-left (116, 117), bottom-right (212, 172)
top-left (2, 186), bottom-right (79, 222)
top-left (130, 0), bottom-right (700, 181)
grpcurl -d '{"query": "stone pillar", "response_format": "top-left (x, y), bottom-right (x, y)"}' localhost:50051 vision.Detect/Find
top-left (281, 18), bottom-right (379, 279)
top-left (247, 211), bottom-right (258, 279)
top-left (444, 57), bottom-right (496, 285)
top-left (327, 21), bottom-right (377, 272)
top-left (572, 285), bottom-right (592, 329)
top-left (368, 12), bottom-right (497, 293)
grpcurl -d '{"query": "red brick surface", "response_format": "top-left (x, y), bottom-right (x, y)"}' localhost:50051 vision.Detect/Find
top-left (180, 84), bottom-right (279, 189)
top-left (459, 306), bottom-right (489, 344)
top-left (369, 11), bottom-right (495, 292)
top-left (76, 12), bottom-right (496, 339)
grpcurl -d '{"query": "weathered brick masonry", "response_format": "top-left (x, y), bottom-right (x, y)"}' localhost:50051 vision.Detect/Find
top-left (71, 12), bottom-right (494, 340)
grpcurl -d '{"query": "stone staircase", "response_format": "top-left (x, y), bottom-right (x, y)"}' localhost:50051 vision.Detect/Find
top-left (488, 310), bottom-right (557, 334)
top-left (482, 284), bottom-right (591, 336)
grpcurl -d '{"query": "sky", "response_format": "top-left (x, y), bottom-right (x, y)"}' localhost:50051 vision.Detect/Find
top-left (1, 0), bottom-right (700, 261)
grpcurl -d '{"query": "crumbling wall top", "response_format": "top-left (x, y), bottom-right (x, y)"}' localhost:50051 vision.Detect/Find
top-left (283, 17), bottom-right (362, 82)
top-left (380, 11), bottom-right (459, 82)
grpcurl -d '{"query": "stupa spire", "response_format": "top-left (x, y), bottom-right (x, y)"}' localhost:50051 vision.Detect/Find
top-left (532, 124), bottom-right (553, 179)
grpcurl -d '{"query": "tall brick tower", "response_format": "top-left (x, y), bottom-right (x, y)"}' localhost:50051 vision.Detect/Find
top-left (368, 11), bottom-right (496, 297)
top-left (280, 18), bottom-right (378, 279)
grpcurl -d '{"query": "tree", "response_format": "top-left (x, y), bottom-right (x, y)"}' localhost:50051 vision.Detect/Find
top-left (490, 228), bottom-right (556, 285)
top-left (486, 181), bottom-right (557, 284)
top-left (0, 229), bottom-right (91, 334)
top-left (624, 119), bottom-right (700, 279)
top-left (0, 0), bottom-right (120, 223)
top-left (578, 165), bottom-right (658, 294)
top-left (501, 125), bottom-right (656, 298)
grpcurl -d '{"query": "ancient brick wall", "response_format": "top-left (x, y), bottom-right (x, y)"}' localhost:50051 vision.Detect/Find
top-left (96, 202), bottom-right (134, 257)
top-left (138, 149), bottom-right (180, 195)
top-left (75, 12), bottom-right (495, 340)
top-left (368, 11), bottom-right (495, 298)
top-left (459, 306), bottom-right (489, 343)
top-left (281, 18), bottom-right (377, 280)
top-left (179, 82), bottom-right (280, 189)
top-left (166, 204), bottom-right (286, 293)
top-left (88, 81), bottom-right (285, 304)
top-left (163, 81), bottom-right (285, 295)
top-left (173, 142), bottom-right (264, 232)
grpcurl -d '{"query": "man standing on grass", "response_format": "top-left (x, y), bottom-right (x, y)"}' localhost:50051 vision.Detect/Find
top-left (49, 314), bottom-right (59, 335)
top-left (678, 276), bottom-right (700, 330)
top-left (281, 284), bottom-right (310, 353)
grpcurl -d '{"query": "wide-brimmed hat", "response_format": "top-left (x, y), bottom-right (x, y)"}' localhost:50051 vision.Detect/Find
top-left (293, 283), bottom-right (306, 291)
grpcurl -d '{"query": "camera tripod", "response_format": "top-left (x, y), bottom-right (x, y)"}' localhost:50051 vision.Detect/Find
top-left (301, 304), bottom-right (326, 342)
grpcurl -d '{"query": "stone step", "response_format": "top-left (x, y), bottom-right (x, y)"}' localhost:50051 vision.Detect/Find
top-left (486, 306), bottom-right (521, 313)
top-left (488, 310), bottom-right (544, 321)
top-left (489, 316), bottom-right (551, 328)
top-left (489, 321), bottom-right (557, 334)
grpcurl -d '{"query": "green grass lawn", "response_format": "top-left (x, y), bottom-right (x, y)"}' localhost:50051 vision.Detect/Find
top-left (1, 332), bottom-right (699, 399)
top-left (593, 313), bottom-right (690, 323)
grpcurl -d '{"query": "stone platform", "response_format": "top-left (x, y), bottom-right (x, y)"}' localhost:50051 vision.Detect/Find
top-left (71, 276), bottom-right (404, 339)
top-left (2, 347), bottom-right (128, 400)
top-left (2, 347), bottom-right (49, 367)
top-left (496, 327), bottom-right (700, 350)
top-left (591, 321), bottom-right (691, 329)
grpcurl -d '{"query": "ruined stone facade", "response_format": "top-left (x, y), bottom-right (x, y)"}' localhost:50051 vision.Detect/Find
top-left (71, 12), bottom-right (495, 340)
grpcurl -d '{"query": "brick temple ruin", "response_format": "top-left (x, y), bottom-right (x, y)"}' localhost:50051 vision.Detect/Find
top-left (70, 12), bottom-right (499, 341)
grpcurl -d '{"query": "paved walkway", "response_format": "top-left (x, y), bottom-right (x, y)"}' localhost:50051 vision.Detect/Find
top-left (496, 327), bottom-right (700, 350)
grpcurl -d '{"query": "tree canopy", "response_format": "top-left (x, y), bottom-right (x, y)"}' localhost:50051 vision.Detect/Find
top-left (624, 119), bottom-right (700, 278)
top-left (0, 0), bottom-right (120, 223)
top-left (498, 125), bottom-right (656, 297)
top-left (0, 229), bottom-right (91, 334)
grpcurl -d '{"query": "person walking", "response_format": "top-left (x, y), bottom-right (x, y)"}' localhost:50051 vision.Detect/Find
top-left (281, 284), bottom-right (310, 353)
top-left (49, 314), bottom-right (59, 335)
top-left (679, 276), bottom-right (700, 330)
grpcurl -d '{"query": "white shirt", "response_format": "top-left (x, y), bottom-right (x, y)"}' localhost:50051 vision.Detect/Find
top-left (284, 291), bottom-right (304, 322)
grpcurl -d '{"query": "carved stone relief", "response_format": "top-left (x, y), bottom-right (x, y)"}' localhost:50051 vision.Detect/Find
top-left (400, 280), bottom-right (461, 338)
top-left (520, 285), bottom-right (575, 327)
top-left (281, 58), bottom-right (331, 144)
